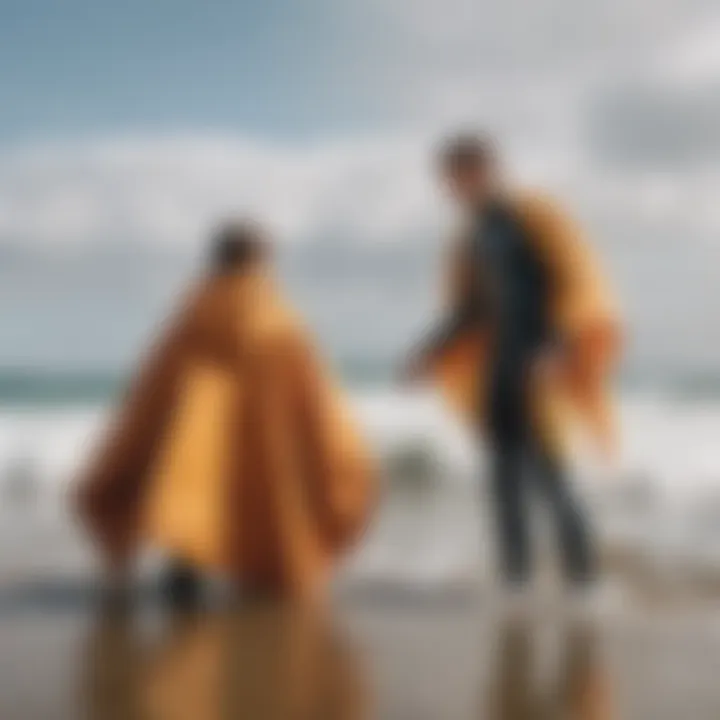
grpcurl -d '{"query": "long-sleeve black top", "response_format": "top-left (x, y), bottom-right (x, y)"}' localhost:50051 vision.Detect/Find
top-left (409, 200), bottom-right (558, 375)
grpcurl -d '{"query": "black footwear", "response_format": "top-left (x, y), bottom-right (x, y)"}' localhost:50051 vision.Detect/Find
top-left (161, 561), bottom-right (202, 611)
top-left (100, 582), bottom-right (132, 617)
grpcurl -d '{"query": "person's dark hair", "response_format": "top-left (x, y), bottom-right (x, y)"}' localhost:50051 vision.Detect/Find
top-left (437, 132), bottom-right (496, 174)
top-left (210, 220), bottom-right (268, 273)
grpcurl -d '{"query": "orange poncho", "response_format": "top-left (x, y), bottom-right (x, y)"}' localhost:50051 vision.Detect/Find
top-left (75, 268), bottom-right (376, 597)
top-left (429, 193), bottom-right (622, 458)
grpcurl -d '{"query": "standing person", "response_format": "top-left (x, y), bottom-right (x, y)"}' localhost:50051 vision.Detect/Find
top-left (401, 134), bottom-right (621, 602)
top-left (76, 221), bottom-right (376, 606)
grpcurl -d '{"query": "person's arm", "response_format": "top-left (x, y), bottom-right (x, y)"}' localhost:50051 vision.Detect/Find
top-left (400, 236), bottom-right (485, 382)
top-left (400, 296), bottom-right (482, 382)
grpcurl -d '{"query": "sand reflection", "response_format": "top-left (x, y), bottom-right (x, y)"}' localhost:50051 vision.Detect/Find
top-left (80, 604), bottom-right (368, 720)
top-left (486, 617), bottom-right (615, 720)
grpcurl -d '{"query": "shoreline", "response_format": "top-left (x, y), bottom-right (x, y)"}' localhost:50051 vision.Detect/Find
top-left (2, 584), bottom-right (720, 719)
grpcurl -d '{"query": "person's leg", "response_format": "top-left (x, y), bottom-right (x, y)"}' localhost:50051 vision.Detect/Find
top-left (489, 442), bottom-right (530, 586)
top-left (486, 359), bottom-right (532, 587)
top-left (530, 442), bottom-right (596, 585)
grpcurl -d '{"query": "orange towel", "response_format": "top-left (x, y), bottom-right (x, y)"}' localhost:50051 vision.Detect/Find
top-left (429, 193), bottom-right (623, 459)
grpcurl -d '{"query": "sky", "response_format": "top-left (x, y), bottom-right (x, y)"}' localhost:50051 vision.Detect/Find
top-left (1, 0), bottom-right (720, 378)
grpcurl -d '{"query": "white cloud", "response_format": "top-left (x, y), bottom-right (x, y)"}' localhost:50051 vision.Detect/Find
top-left (651, 16), bottom-right (720, 86)
top-left (3, 0), bottom-right (720, 251)
top-left (0, 134), bottom-right (444, 247)
top-left (3, 126), bottom-right (720, 255)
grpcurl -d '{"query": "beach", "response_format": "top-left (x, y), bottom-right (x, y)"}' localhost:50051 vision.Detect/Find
top-left (3, 0), bottom-right (720, 714)
top-left (4, 390), bottom-right (720, 591)
top-left (3, 591), bottom-right (720, 719)
top-left (2, 390), bottom-right (720, 718)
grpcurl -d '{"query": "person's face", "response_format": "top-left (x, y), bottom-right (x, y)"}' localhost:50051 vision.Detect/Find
top-left (442, 162), bottom-right (493, 208)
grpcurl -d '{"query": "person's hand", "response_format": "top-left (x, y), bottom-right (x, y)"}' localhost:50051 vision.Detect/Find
top-left (531, 343), bottom-right (567, 387)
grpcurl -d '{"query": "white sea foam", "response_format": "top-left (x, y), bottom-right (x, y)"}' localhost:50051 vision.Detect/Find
top-left (1, 390), bottom-right (720, 587)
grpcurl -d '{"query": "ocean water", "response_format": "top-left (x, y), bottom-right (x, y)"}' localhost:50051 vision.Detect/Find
top-left (2, 381), bottom-right (720, 593)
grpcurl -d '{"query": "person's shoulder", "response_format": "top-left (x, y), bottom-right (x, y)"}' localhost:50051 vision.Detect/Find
top-left (509, 188), bottom-right (571, 223)
top-left (508, 189), bottom-right (585, 244)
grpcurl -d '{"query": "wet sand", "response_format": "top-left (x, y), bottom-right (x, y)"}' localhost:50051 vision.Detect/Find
top-left (3, 501), bottom-right (720, 719)
top-left (2, 589), bottom-right (720, 720)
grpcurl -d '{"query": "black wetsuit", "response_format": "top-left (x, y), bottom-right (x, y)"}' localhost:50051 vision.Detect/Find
top-left (419, 200), bottom-right (594, 585)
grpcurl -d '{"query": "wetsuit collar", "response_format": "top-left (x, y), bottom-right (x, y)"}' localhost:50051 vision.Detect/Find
top-left (474, 189), bottom-right (508, 217)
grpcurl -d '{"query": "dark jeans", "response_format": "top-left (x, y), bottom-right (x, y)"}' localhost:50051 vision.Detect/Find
top-left (485, 347), bottom-right (595, 586)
